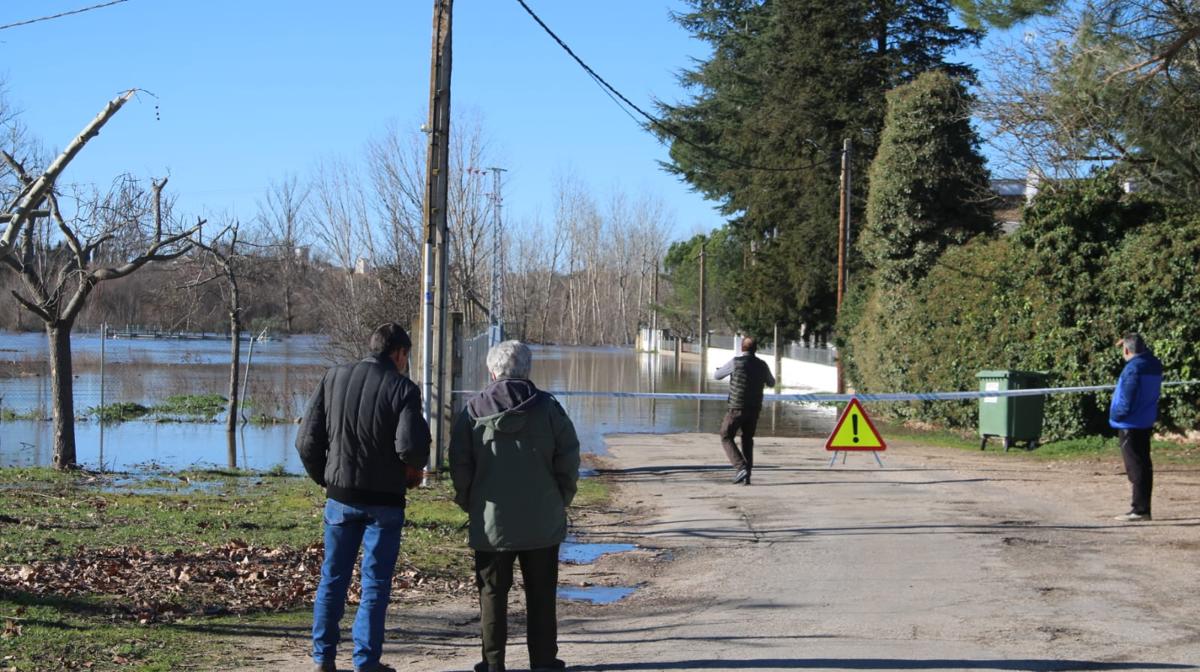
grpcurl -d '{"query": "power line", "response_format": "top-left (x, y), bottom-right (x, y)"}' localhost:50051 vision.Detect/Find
top-left (0, 0), bottom-right (130, 32)
top-left (513, 0), bottom-right (835, 174)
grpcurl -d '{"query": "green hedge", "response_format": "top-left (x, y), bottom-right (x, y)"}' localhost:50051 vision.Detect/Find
top-left (841, 177), bottom-right (1200, 439)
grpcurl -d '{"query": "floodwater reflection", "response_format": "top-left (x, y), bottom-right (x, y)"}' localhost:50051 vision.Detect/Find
top-left (521, 346), bottom-right (836, 455)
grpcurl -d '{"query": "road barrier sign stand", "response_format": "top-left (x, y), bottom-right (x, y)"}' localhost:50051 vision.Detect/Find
top-left (825, 397), bottom-right (887, 468)
top-left (829, 448), bottom-right (884, 468)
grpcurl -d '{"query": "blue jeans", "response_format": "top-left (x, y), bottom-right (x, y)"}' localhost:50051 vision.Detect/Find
top-left (312, 498), bottom-right (405, 669)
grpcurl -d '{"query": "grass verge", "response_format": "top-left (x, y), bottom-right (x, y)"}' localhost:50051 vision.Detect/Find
top-left (0, 468), bottom-right (461, 671)
top-left (0, 462), bottom-right (610, 671)
top-left (878, 420), bottom-right (1200, 464)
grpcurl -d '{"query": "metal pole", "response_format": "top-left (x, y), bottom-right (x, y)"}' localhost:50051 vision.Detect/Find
top-left (836, 138), bottom-right (851, 395)
top-left (98, 323), bottom-right (105, 472)
top-left (489, 167), bottom-right (506, 346)
top-left (698, 240), bottom-right (707, 393)
top-left (773, 321), bottom-right (781, 393)
top-left (421, 243), bottom-right (434, 428)
top-left (239, 328), bottom-right (264, 424)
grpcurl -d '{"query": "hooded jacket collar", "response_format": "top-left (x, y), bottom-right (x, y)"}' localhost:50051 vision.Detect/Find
top-left (468, 378), bottom-right (545, 436)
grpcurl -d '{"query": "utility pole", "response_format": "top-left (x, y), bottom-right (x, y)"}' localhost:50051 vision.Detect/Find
top-left (421, 0), bottom-right (453, 474)
top-left (651, 259), bottom-right (659, 353)
top-left (836, 138), bottom-right (851, 395)
top-left (488, 166), bottom-right (507, 346)
top-left (773, 321), bottom-right (781, 393)
top-left (698, 239), bottom-right (707, 392)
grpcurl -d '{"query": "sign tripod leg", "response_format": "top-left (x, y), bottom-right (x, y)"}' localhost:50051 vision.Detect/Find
top-left (829, 450), bottom-right (885, 467)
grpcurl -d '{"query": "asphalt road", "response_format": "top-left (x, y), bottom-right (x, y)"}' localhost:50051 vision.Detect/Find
top-left (237, 433), bottom-right (1200, 671)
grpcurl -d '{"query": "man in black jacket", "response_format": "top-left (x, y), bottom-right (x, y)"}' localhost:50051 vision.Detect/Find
top-left (296, 323), bottom-right (431, 672)
top-left (714, 337), bottom-right (776, 486)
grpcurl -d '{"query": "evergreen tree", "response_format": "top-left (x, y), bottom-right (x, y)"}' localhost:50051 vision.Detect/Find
top-left (950, 0), bottom-right (1062, 29)
top-left (860, 70), bottom-right (993, 284)
top-left (659, 0), bottom-right (980, 339)
top-left (661, 229), bottom-right (742, 337)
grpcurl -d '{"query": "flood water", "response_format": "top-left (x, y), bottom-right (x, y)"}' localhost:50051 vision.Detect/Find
top-left (0, 332), bottom-right (835, 472)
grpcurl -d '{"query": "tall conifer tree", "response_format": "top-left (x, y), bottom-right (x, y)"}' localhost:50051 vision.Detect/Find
top-left (659, 0), bottom-right (980, 337)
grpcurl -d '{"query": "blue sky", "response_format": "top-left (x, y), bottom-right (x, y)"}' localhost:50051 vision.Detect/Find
top-left (2, 0), bottom-right (725, 241)
top-left (3, 1), bottom-right (1020, 247)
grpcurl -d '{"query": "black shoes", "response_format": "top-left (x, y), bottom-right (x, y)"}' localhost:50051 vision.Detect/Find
top-left (732, 468), bottom-right (749, 484)
top-left (475, 658), bottom-right (564, 671)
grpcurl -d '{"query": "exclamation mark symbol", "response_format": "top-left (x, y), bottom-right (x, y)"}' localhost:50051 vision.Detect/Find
top-left (852, 414), bottom-right (859, 443)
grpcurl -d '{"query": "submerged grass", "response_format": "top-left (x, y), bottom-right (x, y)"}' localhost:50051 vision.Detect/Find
top-left (0, 463), bottom-right (610, 670)
top-left (0, 407), bottom-right (45, 421)
top-left (89, 401), bottom-right (152, 422)
top-left (152, 394), bottom-right (227, 420)
top-left (6, 394), bottom-right (300, 426)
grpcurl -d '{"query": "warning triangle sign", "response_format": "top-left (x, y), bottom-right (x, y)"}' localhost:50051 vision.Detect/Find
top-left (825, 398), bottom-right (887, 451)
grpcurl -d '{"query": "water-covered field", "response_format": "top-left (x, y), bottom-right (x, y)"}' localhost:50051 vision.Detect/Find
top-left (0, 332), bottom-right (835, 471)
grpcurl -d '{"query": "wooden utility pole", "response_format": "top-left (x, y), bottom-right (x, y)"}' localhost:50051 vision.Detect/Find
top-left (698, 239), bottom-right (707, 392)
top-left (651, 260), bottom-right (659, 352)
top-left (421, 0), bottom-right (453, 473)
top-left (836, 138), bottom-right (851, 395)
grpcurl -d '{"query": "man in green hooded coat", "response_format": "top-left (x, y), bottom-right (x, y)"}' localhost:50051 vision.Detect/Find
top-left (450, 340), bottom-right (580, 672)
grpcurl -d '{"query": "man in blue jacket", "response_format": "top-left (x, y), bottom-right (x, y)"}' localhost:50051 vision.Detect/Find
top-left (1109, 332), bottom-right (1163, 522)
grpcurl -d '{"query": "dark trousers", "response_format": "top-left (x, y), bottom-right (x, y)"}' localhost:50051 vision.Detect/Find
top-left (475, 545), bottom-right (560, 669)
top-left (1119, 428), bottom-right (1154, 515)
top-left (720, 407), bottom-right (760, 473)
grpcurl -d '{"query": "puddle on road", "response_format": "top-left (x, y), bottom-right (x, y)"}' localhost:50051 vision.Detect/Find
top-left (557, 585), bottom-right (636, 605)
top-left (560, 540), bottom-right (637, 565)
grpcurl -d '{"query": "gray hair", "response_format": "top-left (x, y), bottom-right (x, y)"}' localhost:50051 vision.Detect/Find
top-left (487, 340), bottom-right (532, 380)
top-left (1123, 332), bottom-right (1147, 354)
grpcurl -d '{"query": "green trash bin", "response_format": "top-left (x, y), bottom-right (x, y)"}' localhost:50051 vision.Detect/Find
top-left (977, 370), bottom-right (1047, 451)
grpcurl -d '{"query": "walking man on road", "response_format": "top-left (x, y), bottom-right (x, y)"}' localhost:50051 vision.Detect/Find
top-left (1110, 331), bottom-right (1163, 522)
top-left (296, 322), bottom-right (431, 672)
top-left (450, 340), bottom-right (580, 672)
top-left (715, 336), bottom-right (776, 485)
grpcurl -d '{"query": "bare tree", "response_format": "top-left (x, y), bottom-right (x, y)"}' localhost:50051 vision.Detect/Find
top-left (0, 172), bottom-right (200, 468)
top-left (310, 157), bottom-right (373, 359)
top-left (2, 90), bottom-right (136, 264)
top-left (362, 114), bottom-right (494, 331)
top-left (257, 175), bottom-right (310, 334)
top-left (186, 219), bottom-right (253, 468)
top-left (366, 120), bottom-right (425, 278)
top-left (979, 1), bottom-right (1200, 198)
top-left (503, 218), bottom-right (546, 341)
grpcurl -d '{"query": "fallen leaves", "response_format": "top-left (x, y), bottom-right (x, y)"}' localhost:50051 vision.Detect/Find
top-left (0, 541), bottom-right (470, 624)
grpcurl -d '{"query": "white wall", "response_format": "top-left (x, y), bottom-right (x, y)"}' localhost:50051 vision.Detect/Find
top-left (637, 328), bottom-right (838, 392)
top-left (701, 345), bottom-right (838, 393)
